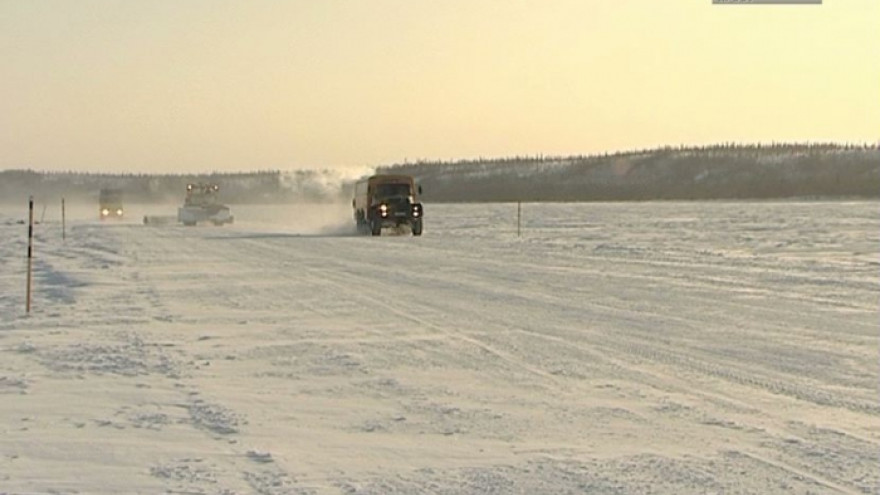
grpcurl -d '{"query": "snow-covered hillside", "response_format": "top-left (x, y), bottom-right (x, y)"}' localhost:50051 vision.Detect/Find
top-left (1, 201), bottom-right (877, 494)
top-left (3, 144), bottom-right (879, 206)
top-left (385, 145), bottom-right (880, 202)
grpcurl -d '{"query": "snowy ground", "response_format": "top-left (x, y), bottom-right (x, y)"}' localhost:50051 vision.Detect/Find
top-left (1, 201), bottom-right (877, 494)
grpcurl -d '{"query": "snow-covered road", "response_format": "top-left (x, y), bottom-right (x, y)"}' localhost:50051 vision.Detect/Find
top-left (1, 201), bottom-right (877, 494)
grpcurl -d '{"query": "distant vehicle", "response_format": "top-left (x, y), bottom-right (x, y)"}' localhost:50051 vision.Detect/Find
top-left (98, 188), bottom-right (124, 220)
top-left (177, 183), bottom-right (234, 226)
top-left (353, 175), bottom-right (423, 236)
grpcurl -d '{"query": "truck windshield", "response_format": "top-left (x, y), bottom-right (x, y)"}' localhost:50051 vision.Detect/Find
top-left (100, 191), bottom-right (122, 204)
top-left (374, 184), bottom-right (412, 198)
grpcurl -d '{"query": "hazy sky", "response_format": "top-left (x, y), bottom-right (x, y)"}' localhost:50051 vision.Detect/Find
top-left (1, 0), bottom-right (877, 173)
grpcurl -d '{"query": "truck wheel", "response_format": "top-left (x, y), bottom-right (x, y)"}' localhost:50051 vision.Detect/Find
top-left (411, 220), bottom-right (423, 236)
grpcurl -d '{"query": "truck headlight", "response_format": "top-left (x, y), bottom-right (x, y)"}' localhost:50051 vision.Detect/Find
top-left (101, 209), bottom-right (109, 216)
top-left (116, 209), bottom-right (123, 216)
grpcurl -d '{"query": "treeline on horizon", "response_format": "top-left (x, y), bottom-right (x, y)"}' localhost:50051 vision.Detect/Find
top-left (1, 143), bottom-right (878, 204)
top-left (379, 142), bottom-right (880, 202)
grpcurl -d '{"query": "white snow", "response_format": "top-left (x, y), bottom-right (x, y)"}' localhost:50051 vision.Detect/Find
top-left (1, 201), bottom-right (878, 494)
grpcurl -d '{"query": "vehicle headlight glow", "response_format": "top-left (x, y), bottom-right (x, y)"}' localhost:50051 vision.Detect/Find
top-left (101, 209), bottom-right (109, 216)
top-left (116, 209), bottom-right (123, 216)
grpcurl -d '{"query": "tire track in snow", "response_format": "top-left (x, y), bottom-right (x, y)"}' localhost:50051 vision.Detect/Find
top-left (231, 232), bottom-right (876, 408)
top-left (141, 217), bottom-right (876, 494)
top-left (236, 238), bottom-right (568, 390)
top-left (262, 236), bottom-right (878, 418)
top-left (732, 450), bottom-right (864, 495)
top-left (412, 238), bottom-right (877, 338)
top-left (229, 233), bottom-right (879, 494)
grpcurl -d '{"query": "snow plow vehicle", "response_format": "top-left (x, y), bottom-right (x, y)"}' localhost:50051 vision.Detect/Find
top-left (353, 175), bottom-right (423, 236)
top-left (177, 183), bottom-right (234, 226)
top-left (98, 188), bottom-right (124, 220)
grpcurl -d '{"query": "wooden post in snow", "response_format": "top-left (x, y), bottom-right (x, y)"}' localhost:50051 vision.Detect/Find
top-left (26, 196), bottom-right (34, 314)
top-left (517, 201), bottom-right (522, 237)
top-left (62, 198), bottom-right (66, 241)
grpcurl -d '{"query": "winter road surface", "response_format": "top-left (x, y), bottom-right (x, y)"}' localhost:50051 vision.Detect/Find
top-left (1, 201), bottom-right (878, 494)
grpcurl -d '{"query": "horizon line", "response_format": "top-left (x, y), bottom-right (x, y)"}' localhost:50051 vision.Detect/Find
top-left (4, 140), bottom-right (878, 175)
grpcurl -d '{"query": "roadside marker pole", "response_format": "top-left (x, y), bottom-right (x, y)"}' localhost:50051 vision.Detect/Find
top-left (26, 196), bottom-right (34, 314)
top-left (517, 201), bottom-right (522, 237)
top-left (62, 198), bottom-right (66, 241)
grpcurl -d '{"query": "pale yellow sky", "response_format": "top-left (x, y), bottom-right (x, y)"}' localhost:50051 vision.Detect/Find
top-left (1, 0), bottom-right (877, 173)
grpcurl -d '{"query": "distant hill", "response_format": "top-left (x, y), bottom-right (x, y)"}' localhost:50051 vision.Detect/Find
top-left (1, 143), bottom-right (877, 204)
top-left (380, 143), bottom-right (880, 202)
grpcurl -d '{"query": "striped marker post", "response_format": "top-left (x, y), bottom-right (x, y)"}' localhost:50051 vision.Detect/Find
top-left (26, 196), bottom-right (34, 314)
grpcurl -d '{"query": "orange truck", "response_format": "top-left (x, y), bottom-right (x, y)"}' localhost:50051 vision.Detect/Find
top-left (352, 175), bottom-right (423, 236)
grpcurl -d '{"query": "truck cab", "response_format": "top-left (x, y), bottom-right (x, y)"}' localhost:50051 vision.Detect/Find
top-left (177, 183), bottom-right (234, 226)
top-left (352, 175), bottom-right (423, 236)
top-left (98, 188), bottom-right (124, 220)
